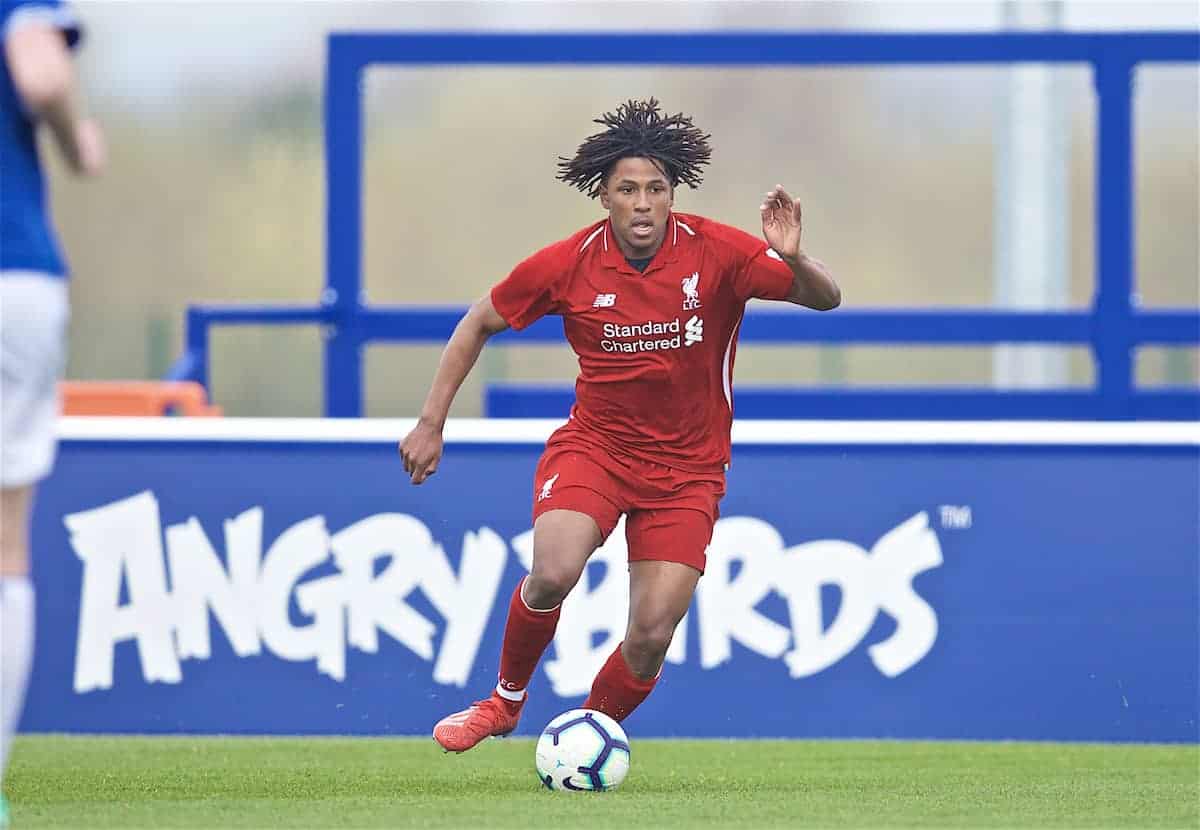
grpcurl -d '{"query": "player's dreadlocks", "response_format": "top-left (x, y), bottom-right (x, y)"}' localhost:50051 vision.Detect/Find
top-left (557, 99), bottom-right (712, 199)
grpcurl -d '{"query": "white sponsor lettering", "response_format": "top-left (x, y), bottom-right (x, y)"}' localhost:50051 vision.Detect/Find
top-left (68, 494), bottom-right (942, 694)
top-left (701, 512), bottom-right (942, 680)
top-left (599, 318), bottom-right (686, 353)
top-left (69, 492), bottom-right (180, 692)
top-left (600, 336), bottom-right (681, 353)
top-left (514, 513), bottom-right (941, 696)
top-left (67, 492), bottom-right (507, 692)
top-left (602, 319), bottom-right (680, 339)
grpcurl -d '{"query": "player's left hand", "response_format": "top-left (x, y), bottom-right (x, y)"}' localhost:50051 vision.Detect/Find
top-left (399, 419), bottom-right (443, 485)
top-left (760, 184), bottom-right (802, 262)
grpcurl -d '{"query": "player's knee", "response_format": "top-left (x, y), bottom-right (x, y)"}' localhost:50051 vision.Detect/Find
top-left (625, 617), bottom-right (676, 667)
top-left (524, 565), bottom-right (581, 609)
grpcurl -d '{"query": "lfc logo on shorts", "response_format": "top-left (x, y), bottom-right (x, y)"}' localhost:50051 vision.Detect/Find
top-left (538, 473), bottom-right (560, 502)
top-left (681, 272), bottom-right (702, 310)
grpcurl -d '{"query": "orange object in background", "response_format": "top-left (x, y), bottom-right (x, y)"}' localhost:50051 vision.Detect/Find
top-left (60, 381), bottom-right (223, 416)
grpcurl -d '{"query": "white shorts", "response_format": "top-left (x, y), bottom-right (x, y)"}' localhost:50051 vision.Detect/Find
top-left (1, 272), bottom-right (69, 488)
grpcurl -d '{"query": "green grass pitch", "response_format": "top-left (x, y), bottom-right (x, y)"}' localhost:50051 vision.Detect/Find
top-left (6, 735), bottom-right (1197, 828)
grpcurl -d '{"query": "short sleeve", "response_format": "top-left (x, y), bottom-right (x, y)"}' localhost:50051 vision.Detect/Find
top-left (734, 246), bottom-right (794, 302)
top-left (712, 221), bottom-right (794, 302)
top-left (490, 239), bottom-right (571, 331)
top-left (2, 0), bottom-right (82, 47)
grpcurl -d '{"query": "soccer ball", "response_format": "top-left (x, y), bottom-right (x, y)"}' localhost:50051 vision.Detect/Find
top-left (535, 709), bottom-right (630, 792)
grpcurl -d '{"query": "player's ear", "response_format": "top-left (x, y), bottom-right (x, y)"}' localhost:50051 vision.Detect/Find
top-left (598, 181), bottom-right (611, 210)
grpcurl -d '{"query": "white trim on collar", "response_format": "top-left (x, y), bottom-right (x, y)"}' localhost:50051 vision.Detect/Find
top-left (579, 225), bottom-right (605, 253)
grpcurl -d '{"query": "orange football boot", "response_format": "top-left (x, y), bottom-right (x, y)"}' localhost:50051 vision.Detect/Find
top-left (433, 692), bottom-right (524, 753)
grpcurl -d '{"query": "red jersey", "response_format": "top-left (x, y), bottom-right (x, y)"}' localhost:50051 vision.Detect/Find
top-left (491, 212), bottom-right (794, 473)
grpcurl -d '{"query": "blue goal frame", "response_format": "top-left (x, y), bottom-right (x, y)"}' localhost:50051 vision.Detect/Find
top-left (167, 31), bottom-right (1200, 419)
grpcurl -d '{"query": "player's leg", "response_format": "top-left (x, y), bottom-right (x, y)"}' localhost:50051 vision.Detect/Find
top-left (0, 273), bottom-right (68, 811)
top-left (623, 559), bottom-right (700, 680)
top-left (0, 487), bottom-right (35, 789)
top-left (433, 509), bottom-right (604, 752)
top-left (497, 508), bottom-right (603, 699)
top-left (433, 442), bottom-right (620, 752)
top-left (585, 500), bottom-right (715, 722)
top-left (584, 558), bottom-right (700, 722)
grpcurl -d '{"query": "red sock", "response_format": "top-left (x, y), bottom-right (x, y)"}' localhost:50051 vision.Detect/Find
top-left (583, 642), bottom-right (658, 723)
top-left (496, 577), bottom-right (560, 703)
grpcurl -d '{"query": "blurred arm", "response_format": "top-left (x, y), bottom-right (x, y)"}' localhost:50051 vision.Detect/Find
top-left (4, 21), bottom-right (102, 174)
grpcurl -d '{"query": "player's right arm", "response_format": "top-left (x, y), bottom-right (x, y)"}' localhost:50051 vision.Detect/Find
top-left (398, 233), bottom-right (574, 485)
top-left (3, 1), bottom-right (104, 175)
top-left (399, 295), bottom-right (509, 485)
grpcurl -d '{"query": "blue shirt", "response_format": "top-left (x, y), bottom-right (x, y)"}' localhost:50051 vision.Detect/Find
top-left (0, 0), bottom-right (81, 277)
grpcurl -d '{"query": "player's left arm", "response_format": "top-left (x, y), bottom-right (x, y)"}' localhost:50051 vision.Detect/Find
top-left (760, 184), bottom-right (840, 310)
top-left (3, 3), bottom-right (104, 176)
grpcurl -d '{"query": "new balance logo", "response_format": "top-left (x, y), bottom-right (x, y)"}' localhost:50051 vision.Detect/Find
top-left (538, 473), bottom-right (560, 502)
top-left (684, 315), bottom-right (703, 346)
top-left (593, 293), bottom-right (617, 308)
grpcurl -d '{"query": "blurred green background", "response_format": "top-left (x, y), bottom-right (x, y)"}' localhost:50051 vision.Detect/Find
top-left (46, 1), bottom-right (1199, 416)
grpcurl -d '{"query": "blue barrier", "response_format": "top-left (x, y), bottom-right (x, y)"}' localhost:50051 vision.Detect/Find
top-left (25, 418), bottom-right (1200, 741)
top-left (485, 384), bottom-right (1200, 421)
top-left (164, 31), bottom-right (1200, 420)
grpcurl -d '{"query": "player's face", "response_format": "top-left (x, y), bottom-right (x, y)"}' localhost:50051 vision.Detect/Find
top-left (599, 156), bottom-right (674, 258)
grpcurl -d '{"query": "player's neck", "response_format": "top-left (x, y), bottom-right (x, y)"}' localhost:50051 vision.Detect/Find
top-left (610, 229), bottom-right (666, 260)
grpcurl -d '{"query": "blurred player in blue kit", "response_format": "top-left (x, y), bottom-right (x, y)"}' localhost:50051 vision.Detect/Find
top-left (0, 0), bottom-right (104, 823)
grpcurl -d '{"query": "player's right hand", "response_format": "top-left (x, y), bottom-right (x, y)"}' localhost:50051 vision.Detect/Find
top-left (399, 420), bottom-right (443, 485)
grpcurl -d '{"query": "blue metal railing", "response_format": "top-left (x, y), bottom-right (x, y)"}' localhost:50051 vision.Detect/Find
top-left (167, 31), bottom-right (1200, 420)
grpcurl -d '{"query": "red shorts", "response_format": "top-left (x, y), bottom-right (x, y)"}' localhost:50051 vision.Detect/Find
top-left (530, 433), bottom-right (726, 573)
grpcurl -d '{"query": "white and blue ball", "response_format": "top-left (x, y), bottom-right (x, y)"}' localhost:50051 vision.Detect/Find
top-left (535, 709), bottom-right (630, 792)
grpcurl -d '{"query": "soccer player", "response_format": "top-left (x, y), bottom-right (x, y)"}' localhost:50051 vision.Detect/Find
top-left (1, 0), bottom-right (104, 821)
top-left (399, 99), bottom-right (839, 753)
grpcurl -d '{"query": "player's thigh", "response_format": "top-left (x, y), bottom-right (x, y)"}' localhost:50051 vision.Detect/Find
top-left (624, 506), bottom-right (711, 644)
top-left (529, 440), bottom-right (623, 591)
top-left (1, 272), bottom-right (69, 490)
top-left (625, 500), bottom-right (717, 575)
